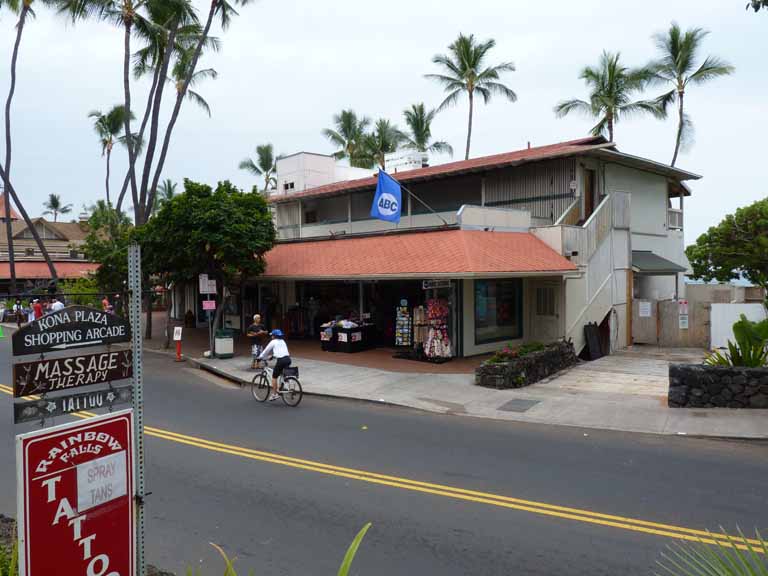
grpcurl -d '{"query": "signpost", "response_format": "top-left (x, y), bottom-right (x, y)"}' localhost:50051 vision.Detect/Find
top-left (16, 410), bottom-right (135, 576)
top-left (13, 350), bottom-right (133, 397)
top-left (14, 385), bottom-right (133, 424)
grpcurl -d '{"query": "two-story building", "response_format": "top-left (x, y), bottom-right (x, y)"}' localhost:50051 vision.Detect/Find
top-left (188, 136), bottom-right (699, 359)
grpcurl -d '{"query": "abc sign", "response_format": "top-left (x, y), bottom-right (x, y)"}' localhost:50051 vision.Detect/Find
top-left (377, 193), bottom-right (399, 217)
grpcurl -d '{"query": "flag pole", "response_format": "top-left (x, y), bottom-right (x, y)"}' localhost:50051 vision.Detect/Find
top-left (398, 181), bottom-right (450, 227)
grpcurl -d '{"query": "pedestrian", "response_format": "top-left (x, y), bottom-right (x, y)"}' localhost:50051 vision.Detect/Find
top-left (13, 298), bottom-right (24, 327)
top-left (50, 296), bottom-right (65, 312)
top-left (258, 329), bottom-right (291, 401)
top-left (26, 301), bottom-right (35, 323)
top-left (32, 299), bottom-right (43, 320)
top-left (102, 294), bottom-right (111, 312)
top-left (246, 314), bottom-right (268, 369)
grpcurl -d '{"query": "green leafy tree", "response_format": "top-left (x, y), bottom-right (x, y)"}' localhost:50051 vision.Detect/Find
top-left (686, 197), bottom-right (768, 309)
top-left (747, 0), bottom-right (768, 11)
top-left (364, 119), bottom-right (403, 170)
top-left (58, 277), bottom-right (102, 307)
top-left (648, 23), bottom-right (734, 166)
top-left (42, 193), bottom-right (73, 222)
top-left (425, 33), bottom-right (516, 160)
top-left (322, 109), bottom-right (372, 168)
top-left (402, 102), bottom-right (453, 157)
top-left (140, 179), bottom-right (276, 331)
top-left (554, 51), bottom-right (662, 142)
top-left (89, 104), bottom-right (132, 205)
top-left (239, 143), bottom-right (277, 193)
top-left (83, 202), bottom-right (134, 294)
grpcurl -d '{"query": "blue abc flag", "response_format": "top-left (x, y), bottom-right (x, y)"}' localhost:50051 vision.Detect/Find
top-left (370, 170), bottom-right (402, 223)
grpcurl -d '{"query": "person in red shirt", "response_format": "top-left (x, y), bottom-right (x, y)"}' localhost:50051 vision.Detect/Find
top-left (32, 299), bottom-right (43, 320)
top-left (102, 295), bottom-right (111, 312)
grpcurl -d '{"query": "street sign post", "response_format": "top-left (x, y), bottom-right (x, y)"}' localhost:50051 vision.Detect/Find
top-left (13, 350), bottom-right (133, 397)
top-left (12, 306), bottom-right (131, 356)
top-left (16, 409), bottom-right (135, 576)
top-left (14, 385), bottom-right (133, 424)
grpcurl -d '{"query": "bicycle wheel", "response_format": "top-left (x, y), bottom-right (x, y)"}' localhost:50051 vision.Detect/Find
top-left (281, 377), bottom-right (303, 407)
top-left (251, 373), bottom-right (270, 402)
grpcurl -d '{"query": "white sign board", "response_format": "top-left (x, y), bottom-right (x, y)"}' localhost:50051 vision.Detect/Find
top-left (639, 301), bottom-right (652, 318)
top-left (77, 451), bottom-right (128, 512)
top-left (199, 274), bottom-right (217, 295)
top-left (678, 314), bottom-right (689, 330)
top-left (678, 300), bottom-right (689, 315)
top-left (173, 326), bottom-right (183, 341)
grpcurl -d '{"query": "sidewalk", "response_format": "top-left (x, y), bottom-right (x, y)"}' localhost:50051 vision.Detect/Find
top-left (197, 349), bottom-right (768, 439)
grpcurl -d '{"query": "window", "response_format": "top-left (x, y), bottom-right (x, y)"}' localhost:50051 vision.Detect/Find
top-left (304, 211), bottom-right (318, 224)
top-left (474, 279), bottom-right (523, 344)
top-left (536, 286), bottom-right (556, 316)
top-left (283, 181), bottom-right (295, 191)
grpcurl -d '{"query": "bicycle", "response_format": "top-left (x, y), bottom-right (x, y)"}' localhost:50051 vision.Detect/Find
top-left (251, 359), bottom-right (303, 407)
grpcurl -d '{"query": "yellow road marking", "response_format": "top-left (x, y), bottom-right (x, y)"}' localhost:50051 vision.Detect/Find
top-left (0, 383), bottom-right (761, 550)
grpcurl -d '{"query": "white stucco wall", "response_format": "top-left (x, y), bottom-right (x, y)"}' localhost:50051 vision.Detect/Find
top-left (605, 164), bottom-right (667, 236)
top-left (632, 230), bottom-right (690, 300)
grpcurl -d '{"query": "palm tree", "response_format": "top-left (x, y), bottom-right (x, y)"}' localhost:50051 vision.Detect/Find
top-left (364, 119), bottom-right (403, 170)
top-left (89, 105), bottom-right (131, 205)
top-left (43, 193), bottom-right (73, 222)
top-left (239, 144), bottom-right (277, 193)
top-left (425, 33), bottom-right (517, 160)
top-left (151, 178), bottom-right (176, 213)
top-left (648, 23), bottom-right (734, 166)
top-left (168, 44), bottom-right (217, 116)
top-left (402, 103), bottom-right (453, 158)
top-left (554, 51), bottom-right (663, 142)
top-left (322, 109), bottom-right (372, 168)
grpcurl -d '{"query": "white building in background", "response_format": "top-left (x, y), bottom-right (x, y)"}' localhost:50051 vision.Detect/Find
top-left (384, 150), bottom-right (429, 172)
top-left (273, 152), bottom-right (373, 197)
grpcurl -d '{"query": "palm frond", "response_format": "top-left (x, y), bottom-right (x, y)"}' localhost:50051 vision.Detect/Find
top-left (621, 98), bottom-right (667, 120)
top-left (687, 55), bottom-right (734, 86)
top-left (554, 98), bottom-right (592, 118)
top-left (478, 80), bottom-right (517, 102)
top-left (428, 140), bottom-right (453, 156)
top-left (435, 89), bottom-right (464, 113)
top-left (238, 158), bottom-right (262, 175)
top-left (186, 89), bottom-right (210, 115)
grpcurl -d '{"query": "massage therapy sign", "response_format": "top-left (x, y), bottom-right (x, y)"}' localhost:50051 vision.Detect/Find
top-left (16, 410), bottom-right (135, 576)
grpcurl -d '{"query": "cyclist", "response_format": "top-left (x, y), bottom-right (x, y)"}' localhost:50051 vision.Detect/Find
top-left (258, 329), bottom-right (291, 401)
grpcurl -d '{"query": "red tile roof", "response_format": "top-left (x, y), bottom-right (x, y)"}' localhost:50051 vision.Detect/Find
top-left (0, 195), bottom-right (21, 220)
top-left (269, 136), bottom-right (612, 204)
top-left (263, 229), bottom-right (576, 279)
top-left (0, 261), bottom-right (99, 279)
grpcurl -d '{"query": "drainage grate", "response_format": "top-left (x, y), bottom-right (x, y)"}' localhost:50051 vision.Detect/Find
top-left (498, 398), bottom-right (541, 413)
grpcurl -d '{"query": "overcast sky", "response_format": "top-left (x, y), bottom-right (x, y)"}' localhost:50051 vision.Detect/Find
top-left (0, 0), bottom-right (765, 243)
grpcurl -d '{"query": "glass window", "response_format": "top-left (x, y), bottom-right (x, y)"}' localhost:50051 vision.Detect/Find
top-left (474, 279), bottom-right (522, 344)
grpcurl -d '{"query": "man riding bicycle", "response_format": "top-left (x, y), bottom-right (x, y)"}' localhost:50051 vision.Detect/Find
top-left (258, 329), bottom-right (291, 402)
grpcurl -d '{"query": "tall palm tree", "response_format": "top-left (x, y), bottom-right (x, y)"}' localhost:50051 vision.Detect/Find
top-left (167, 44), bottom-right (217, 116)
top-left (554, 51), bottom-right (663, 142)
top-left (43, 193), bottom-right (73, 222)
top-left (364, 119), bottom-right (403, 170)
top-left (648, 23), bottom-right (734, 166)
top-left (322, 109), bottom-right (372, 168)
top-left (89, 105), bottom-right (131, 205)
top-left (239, 144), bottom-right (277, 193)
top-left (402, 103), bottom-right (453, 158)
top-left (425, 33), bottom-right (517, 160)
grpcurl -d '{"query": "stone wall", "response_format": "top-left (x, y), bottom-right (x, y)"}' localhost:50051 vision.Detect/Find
top-left (668, 364), bottom-right (768, 408)
top-left (475, 340), bottom-right (577, 389)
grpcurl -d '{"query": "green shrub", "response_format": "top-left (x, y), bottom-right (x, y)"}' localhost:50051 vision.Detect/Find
top-left (704, 315), bottom-right (768, 367)
top-left (0, 542), bottom-right (18, 576)
top-left (489, 341), bottom-right (546, 363)
top-left (657, 528), bottom-right (767, 576)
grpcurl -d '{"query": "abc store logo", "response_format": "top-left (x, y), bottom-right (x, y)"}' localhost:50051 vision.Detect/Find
top-left (377, 193), bottom-right (399, 216)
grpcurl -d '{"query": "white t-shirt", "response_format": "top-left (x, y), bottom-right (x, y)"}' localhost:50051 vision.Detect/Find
top-left (259, 339), bottom-right (289, 360)
top-left (51, 300), bottom-right (65, 312)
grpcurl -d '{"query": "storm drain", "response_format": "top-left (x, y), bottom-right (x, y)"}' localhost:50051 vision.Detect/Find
top-left (498, 398), bottom-right (541, 413)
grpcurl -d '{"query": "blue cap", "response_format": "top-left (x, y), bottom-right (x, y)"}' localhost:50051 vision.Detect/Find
top-left (270, 329), bottom-right (284, 338)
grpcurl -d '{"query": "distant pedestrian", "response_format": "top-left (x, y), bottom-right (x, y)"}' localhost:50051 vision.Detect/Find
top-left (102, 295), bottom-right (111, 312)
top-left (13, 298), bottom-right (24, 327)
top-left (50, 297), bottom-right (65, 312)
top-left (26, 301), bottom-right (35, 323)
top-left (32, 299), bottom-right (43, 320)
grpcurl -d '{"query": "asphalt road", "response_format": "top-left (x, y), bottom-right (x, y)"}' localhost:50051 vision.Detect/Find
top-left (1, 332), bottom-right (767, 576)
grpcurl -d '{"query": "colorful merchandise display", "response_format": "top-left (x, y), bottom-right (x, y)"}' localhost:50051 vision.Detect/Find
top-left (424, 298), bottom-right (451, 359)
top-left (395, 302), bottom-right (412, 347)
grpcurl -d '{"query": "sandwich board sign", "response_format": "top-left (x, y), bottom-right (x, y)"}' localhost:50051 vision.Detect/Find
top-left (12, 306), bottom-right (131, 356)
top-left (16, 409), bottom-right (135, 576)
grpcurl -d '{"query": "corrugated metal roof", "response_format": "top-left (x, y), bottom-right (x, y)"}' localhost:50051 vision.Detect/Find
top-left (632, 251), bottom-right (686, 275)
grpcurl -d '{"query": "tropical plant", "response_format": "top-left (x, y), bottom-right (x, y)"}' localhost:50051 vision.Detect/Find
top-left (364, 119), bottom-right (403, 170)
top-left (152, 178), bottom-right (177, 213)
top-left (704, 314), bottom-right (768, 367)
top-left (168, 44), bottom-right (217, 116)
top-left (747, 0), bottom-right (768, 12)
top-left (554, 51), bottom-right (663, 142)
top-left (42, 193), bottom-right (72, 222)
top-left (648, 23), bottom-right (734, 166)
top-left (58, 277), bottom-right (102, 307)
top-left (323, 109), bottom-right (373, 168)
top-left (0, 541), bottom-right (18, 576)
top-left (656, 528), bottom-right (768, 576)
top-left (402, 103), bottom-right (453, 158)
top-left (89, 105), bottom-right (132, 205)
top-left (425, 33), bottom-right (516, 160)
top-left (239, 143), bottom-right (277, 193)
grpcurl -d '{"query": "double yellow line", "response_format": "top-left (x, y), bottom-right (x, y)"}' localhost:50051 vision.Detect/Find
top-left (0, 383), bottom-right (761, 550)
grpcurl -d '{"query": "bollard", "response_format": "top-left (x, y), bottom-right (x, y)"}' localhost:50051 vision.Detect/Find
top-left (175, 339), bottom-right (183, 362)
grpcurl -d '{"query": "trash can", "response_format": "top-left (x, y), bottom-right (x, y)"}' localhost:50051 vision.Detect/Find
top-left (214, 328), bottom-right (235, 359)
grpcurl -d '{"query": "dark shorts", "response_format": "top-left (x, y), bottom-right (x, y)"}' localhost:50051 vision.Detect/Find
top-left (273, 356), bottom-right (291, 378)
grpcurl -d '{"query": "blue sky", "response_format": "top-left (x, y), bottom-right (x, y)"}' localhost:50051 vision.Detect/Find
top-left (0, 0), bottom-right (765, 243)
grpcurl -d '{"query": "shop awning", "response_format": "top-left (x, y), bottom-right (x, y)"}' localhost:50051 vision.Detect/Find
top-left (631, 251), bottom-right (686, 275)
top-left (262, 229), bottom-right (577, 280)
top-left (0, 261), bottom-right (99, 279)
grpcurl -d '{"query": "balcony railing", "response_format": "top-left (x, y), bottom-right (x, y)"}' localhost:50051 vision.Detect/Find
top-left (668, 208), bottom-right (683, 230)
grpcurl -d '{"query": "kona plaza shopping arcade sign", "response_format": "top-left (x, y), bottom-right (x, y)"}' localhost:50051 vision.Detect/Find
top-left (16, 410), bottom-right (135, 576)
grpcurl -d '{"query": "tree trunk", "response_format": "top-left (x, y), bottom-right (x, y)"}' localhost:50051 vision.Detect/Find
top-left (671, 91), bottom-right (684, 167)
top-left (105, 147), bottom-right (111, 206)
top-left (163, 280), bottom-right (172, 349)
top-left (137, 22), bottom-right (179, 221)
top-left (144, 283), bottom-right (152, 339)
top-left (116, 64), bottom-right (161, 214)
top-left (147, 0), bottom-right (218, 212)
top-left (0, 165), bottom-right (58, 281)
top-left (608, 115), bottom-right (614, 142)
top-left (464, 90), bottom-right (474, 160)
top-left (3, 4), bottom-right (29, 295)
top-left (122, 15), bottom-right (141, 224)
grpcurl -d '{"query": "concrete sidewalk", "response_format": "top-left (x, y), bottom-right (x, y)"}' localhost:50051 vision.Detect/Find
top-left (196, 349), bottom-right (768, 439)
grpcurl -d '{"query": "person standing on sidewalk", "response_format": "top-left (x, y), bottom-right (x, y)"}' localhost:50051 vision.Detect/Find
top-left (247, 314), bottom-right (268, 369)
top-left (50, 297), bottom-right (65, 312)
top-left (32, 299), bottom-right (43, 320)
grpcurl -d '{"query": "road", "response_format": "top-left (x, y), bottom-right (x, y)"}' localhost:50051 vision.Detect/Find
top-left (1, 332), bottom-right (767, 575)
